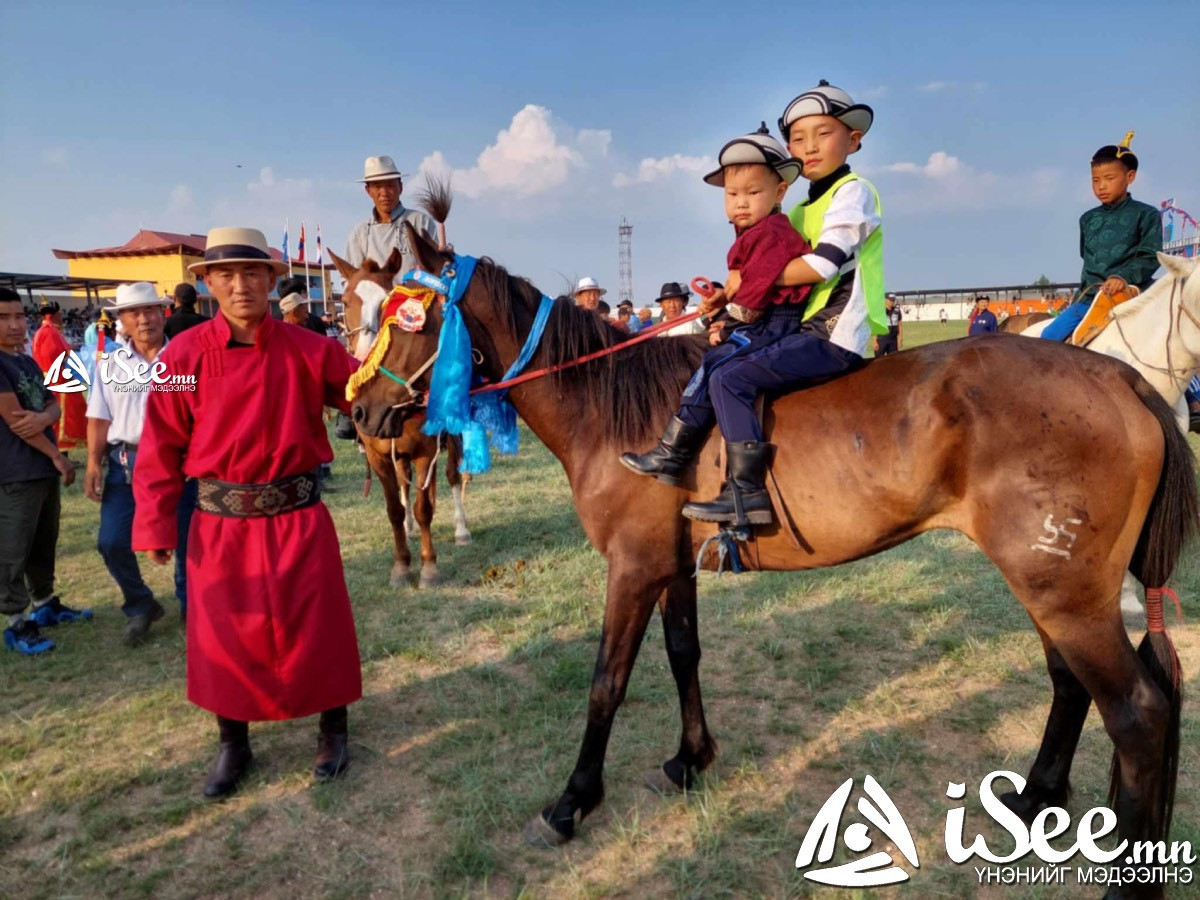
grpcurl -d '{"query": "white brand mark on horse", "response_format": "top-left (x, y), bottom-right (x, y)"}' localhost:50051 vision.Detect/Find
top-left (1030, 515), bottom-right (1084, 559)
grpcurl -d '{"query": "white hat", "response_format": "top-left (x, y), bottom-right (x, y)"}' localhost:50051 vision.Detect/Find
top-left (188, 227), bottom-right (288, 274)
top-left (359, 155), bottom-right (405, 183)
top-left (107, 282), bottom-right (170, 312)
top-left (278, 292), bottom-right (313, 314)
top-left (704, 124), bottom-right (803, 186)
top-left (573, 276), bottom-right (607, 296)
top-left (778, 80), bottom-right (874, 140)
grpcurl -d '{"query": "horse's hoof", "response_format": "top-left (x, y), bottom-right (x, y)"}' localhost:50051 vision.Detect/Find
top-left (389, 568), bottom-right (412, 588)
top-left (455, 533), bottom-right (473, 546)
top-left (999, 789), bottom-right (1058, 825)
top-left (522, 812), bottom-right (570, 848)
top-left (418, 572), bottom-right (440, 589)
top-left (643, 766), bottom-right (686, 795)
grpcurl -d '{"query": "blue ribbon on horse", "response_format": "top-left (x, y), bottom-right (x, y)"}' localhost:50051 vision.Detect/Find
top-left (400, 268), bottom-right (449, 294)
top-left (421, 254), bottom-right (554, 474)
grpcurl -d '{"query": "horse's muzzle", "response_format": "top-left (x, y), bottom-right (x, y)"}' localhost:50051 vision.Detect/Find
top-left (351, 398), bottom-right (420, 439)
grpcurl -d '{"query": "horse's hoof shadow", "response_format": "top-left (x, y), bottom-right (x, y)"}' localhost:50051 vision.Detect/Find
top-left (643, 766), bottom-right (686, 795)
top-left (522, 811), bottom-right (569, 848)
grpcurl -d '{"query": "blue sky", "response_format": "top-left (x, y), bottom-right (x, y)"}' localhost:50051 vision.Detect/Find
top-left (2, 0), bottom-right (1196, 301)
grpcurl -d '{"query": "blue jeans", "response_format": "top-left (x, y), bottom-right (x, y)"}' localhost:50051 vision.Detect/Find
top-left (1040, 300), bottom-right (1091, 342)
top-left (98, 447), bottom-right (194, 617)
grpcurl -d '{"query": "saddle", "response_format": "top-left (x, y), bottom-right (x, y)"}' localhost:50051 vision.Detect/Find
top-left (1069, 287), bottom-right (1139, 347)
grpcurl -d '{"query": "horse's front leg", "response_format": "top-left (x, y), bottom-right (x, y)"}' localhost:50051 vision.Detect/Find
top-left (364, 443), bottom-right (412, 587)
top-left (413, 456), bottom-right (438, 588)
top-left (645, 563), bottom-right (718, 794)
top-left (524, 560), bottom-right (669, 846)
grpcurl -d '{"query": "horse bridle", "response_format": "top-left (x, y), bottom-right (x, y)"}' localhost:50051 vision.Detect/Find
top-left (1109, 276), bottom-right (1200, 389)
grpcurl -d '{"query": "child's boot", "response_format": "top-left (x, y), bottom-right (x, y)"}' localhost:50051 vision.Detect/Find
top-left (682, 441), bottom-right (773, 526)
top-left (619, 416), bottom-right (708, 485)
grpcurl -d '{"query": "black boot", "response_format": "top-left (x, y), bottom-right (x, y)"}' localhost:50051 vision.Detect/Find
top-left (314, 706), bottom-right (349, 779)
top-left (334, 411), bottom-right (357, 440)
top-left (619, 416), bottom-right (709, 486)
top-left (682, 441), bottom-right (773, 526)
top-left (203, 717), bottom-right (252, 800)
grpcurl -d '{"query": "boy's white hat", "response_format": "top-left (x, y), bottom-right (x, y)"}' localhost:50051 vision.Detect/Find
top-left (573, 276), bottom-right (607, 296)
top-left (278, 292), bottom-right (315, 314)
top-left (359, 155), bottom-right (406, 183)
top-left (703, 124), bottom-right (802, 187)
top-left (778, 80), bottom-right (874, 139)
top-left (107, 282), bottom-right (170, 311)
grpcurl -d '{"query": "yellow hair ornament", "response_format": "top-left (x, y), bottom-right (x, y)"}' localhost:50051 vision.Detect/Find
top-left (1116, 131), bottom-right (1135, 157)
top-left (345, 320), bottom-right (395, 401)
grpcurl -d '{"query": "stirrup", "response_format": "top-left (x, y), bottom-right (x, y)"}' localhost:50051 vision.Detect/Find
top-left (694, 525), bottom-right (751, 577)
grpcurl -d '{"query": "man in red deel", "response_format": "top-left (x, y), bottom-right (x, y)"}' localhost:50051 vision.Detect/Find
top-left (132, 227), bottom-right (362, 799)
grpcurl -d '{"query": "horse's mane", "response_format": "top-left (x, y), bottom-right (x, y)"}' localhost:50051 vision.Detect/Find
top-left (473, 258), bottom-right (706, 445)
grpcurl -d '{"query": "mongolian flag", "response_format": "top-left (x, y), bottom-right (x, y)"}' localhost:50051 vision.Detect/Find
top-left (297, 223), bottom-right (306, 263)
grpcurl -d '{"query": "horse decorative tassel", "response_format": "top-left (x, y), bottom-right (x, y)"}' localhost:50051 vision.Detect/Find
top-left (345, 284), bottom-right (440, 401)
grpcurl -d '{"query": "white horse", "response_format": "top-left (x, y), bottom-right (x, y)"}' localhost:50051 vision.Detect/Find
top-left (1021, 252), bottom-right (1200, 431)
top-left (1017, 251), bottom-right (1199, 616)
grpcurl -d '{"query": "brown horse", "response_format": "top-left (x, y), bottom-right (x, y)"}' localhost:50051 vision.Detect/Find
top-left (354, 227), bottom-right (1196, 895)
top-left (330, 247), bottom-right (471, 588)
top-left (999, 311), bottom-right (1053, 333)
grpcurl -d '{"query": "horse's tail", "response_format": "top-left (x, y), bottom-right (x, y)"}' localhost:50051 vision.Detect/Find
top-left (1113, 375), bottom-right (1198, 840)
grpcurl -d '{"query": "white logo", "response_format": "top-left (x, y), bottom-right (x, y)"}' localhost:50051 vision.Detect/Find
top-left (43, 350), bottom-right (91, 394)
top-left (794, 771), bottom-right (1196, 890)
top-left (795, 776), bottom-right (919, 886)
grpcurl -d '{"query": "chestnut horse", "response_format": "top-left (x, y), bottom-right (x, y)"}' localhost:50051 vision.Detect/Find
top-left (330, 247), bottom-right (470, 588)
top-left (354, 227), bottom-right (1196, 894)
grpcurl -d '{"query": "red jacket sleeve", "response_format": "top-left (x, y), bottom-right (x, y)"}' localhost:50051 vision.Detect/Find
top-left (323, 338), bottom-right (360, 414)
top-left (132, 358), bottom-right (194, 551)
top-left (730, 216), bottom-right (813, 311)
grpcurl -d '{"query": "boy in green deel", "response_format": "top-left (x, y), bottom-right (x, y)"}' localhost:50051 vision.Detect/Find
top-left (1041, 132), bottom-right (1161, 342)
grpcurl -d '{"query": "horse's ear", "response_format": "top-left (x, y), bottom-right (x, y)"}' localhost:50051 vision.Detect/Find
top-left (405, 222), bottom-right (448, 275)
top-left (1157, 251), bottom-right (1196, 280)
top-left (384, 246), bottom-right (404, 277)
top-left (329, 248), bottom-right (357, 281)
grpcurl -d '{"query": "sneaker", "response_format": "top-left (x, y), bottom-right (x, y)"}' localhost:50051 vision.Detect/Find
top-left (4, 620), bottom-right (55, 655)
top-left (123, 600), bottom-right (165, 647)
top-left (28, 596), bottom-right (93, 627)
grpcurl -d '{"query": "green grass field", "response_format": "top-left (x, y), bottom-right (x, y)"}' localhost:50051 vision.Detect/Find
top-left (2, 327), bottom-right (1198, 899)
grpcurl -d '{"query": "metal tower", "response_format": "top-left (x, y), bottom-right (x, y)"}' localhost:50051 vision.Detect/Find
top-left (618, 217), bottom-right (633, 305)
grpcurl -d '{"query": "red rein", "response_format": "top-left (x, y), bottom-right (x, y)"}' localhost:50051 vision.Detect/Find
top-left (470, 309), bottom-right (705, 396)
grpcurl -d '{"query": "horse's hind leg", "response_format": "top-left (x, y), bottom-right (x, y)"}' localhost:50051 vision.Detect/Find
top-left (644, 566), bottom-right (718, 794)
top-left (524, 559), bottom-right (669, 847)
top-left (1041, 614), bottom-right (1173, 898)
top-left (1001, 626), bottom-right (1092, 821)
top-left (364, 443), bottom-right (412, 587)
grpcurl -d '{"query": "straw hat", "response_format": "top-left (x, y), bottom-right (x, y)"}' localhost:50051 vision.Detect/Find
top-left (188, 227), bottom-right (288, 275)
top-left (107, 282), bottom-right (170, 311)
top-left (573, 276), bottom-right (607, 297)
top-left (359, 155), bottom-right (406, 183)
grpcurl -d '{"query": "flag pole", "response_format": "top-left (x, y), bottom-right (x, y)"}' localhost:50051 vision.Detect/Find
top-left (286, 217), bottom-right (293, 278)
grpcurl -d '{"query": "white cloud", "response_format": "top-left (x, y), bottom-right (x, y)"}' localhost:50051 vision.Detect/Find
top-left (166, 184), bottom-right (193, 216)
top-left (613, 154), bottom-right (712, 188)
top-left (42, 146), bottom-right (69, 167)
top-left (860, 85), bottom-right (889, 99)
top-left (418, 105), bottom-right (609, 199)
top-left (918, 80), bottom-right (986, 94)
top-left (883, 150), bottom-right (967, 178)
top-left (871, 151), bottom-right (1061, 212)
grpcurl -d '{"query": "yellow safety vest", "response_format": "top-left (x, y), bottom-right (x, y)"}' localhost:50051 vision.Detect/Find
top-left (788, 173), bottom-right (887, 335)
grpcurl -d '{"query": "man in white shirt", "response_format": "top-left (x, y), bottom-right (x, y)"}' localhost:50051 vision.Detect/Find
top-left (344, 155), bottom-right (439, 273)
top-left (84, 283), bottom-right (195, 645)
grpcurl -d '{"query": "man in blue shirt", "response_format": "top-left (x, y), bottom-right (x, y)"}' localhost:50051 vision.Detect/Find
top-left (968, 298), bottom-right (998, 335)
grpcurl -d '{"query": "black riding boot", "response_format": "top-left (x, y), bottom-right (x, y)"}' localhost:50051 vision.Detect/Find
top-left (203, 717), bottom-right (252, 800)
top-left (314, 706), bottom-right (350, 779)
top-left (682, 441), bottom-right (773, 526)
top-left (334, 411), bottom-right (357, 440)
top-left (619, 416), bottom-right (709, 486)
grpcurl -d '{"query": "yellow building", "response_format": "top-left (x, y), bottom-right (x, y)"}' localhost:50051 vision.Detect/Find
top-left (52, 229), bottom-right (336, 305)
